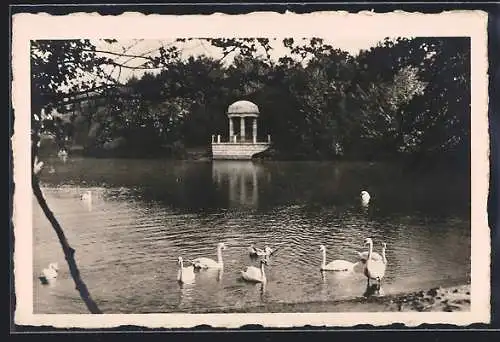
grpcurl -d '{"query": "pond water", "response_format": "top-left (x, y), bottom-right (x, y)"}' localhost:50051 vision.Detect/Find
top-left (33, 157), bottom-right (471, 313)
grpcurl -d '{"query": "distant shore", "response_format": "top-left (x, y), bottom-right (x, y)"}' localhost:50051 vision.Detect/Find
top-left (38, 140), bottom-right (469, 169)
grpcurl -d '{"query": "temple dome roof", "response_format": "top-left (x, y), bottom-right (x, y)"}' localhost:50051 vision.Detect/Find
top-left (227, 100), bottom-right (259, 116)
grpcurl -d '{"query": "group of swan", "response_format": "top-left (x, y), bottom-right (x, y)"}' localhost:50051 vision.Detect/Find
top-left (177, 242), bottom-right (227, 284)
top-left (45, 190), bottom-right (379, 290)
top-left (178, 237), bottom-right (388, 294)
top-left (321, 238), bottom-right (388, 291)
top-left (177, 242), bottom-right (275, 284)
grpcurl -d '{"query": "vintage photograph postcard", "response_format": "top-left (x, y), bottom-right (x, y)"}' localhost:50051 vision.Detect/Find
top-left (11, 10), bottom-right (490, 329)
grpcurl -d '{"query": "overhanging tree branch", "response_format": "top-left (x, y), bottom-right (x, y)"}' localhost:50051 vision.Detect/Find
top-left (32, 171), bottom-right (102, 314)
top-left (84, 48), bottom-right (156, 61)
top-left (105, 61), bottom-right (164, 70)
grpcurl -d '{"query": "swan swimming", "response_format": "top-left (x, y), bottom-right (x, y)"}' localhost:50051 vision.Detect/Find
top-left (57, 149), bottom-right (68, 158)
top-left (80, 190), bottom-right (92, 201)
top-left (39, 262), bottom-right (59, 284)
top-left (319, 245), bottom-right (355, 272)
top-left (363, 238), bottom-right (387, 291)
top-left (248, 245), bottom-right (275, 258)
top-left (192, 242), bottom-right (226, 269)
top-left (360, 190), bottom-right (371, 206)
top-left (248, 244), bottom-right (263, 257)
top-left (176, 256), bottom-right (196, 284)
top-left (356, 249), bottom-right (383, 263)
top-left (241, 258), bottom-right (268, 283)
top-left (58, 149), bottom-right (68, 162)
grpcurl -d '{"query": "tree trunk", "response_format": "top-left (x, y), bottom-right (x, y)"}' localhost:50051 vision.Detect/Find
top-left (32, 176), bottom-right (102, 314)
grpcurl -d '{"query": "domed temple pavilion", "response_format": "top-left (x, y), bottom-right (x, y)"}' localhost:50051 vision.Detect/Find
top-left (211, 100), bottom-right (271, 160)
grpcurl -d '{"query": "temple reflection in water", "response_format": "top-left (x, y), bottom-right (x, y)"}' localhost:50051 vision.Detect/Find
top-left (212, 161), bottom-right (268, 208)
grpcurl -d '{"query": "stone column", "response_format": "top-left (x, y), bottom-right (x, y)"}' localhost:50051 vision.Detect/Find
top-left (240, 116), bottom-right (245, 141)
top-left (252, 118), bottom-right (257, 143)
top-left (229, 117), bottom-right (234, 138)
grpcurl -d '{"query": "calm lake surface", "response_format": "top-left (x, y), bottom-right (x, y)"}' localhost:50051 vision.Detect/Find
top-left (33, 157), bottom-right (471, 313)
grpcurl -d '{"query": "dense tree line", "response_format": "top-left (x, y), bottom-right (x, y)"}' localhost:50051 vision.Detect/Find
top-left (32, 37), bottom-right (470, 163)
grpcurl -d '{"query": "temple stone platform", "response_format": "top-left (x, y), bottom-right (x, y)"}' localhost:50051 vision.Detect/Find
top-left (211, 141), bottom-right (271, 160)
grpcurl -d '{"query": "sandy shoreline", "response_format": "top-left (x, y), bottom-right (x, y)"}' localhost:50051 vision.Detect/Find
top-left (342, 283), bottom-right (472, 313)
top-left (197, 284), bottom-right (471, 313)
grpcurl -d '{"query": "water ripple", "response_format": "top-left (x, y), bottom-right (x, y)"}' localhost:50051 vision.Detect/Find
top-left (34, 160), bottom-right (470, 314)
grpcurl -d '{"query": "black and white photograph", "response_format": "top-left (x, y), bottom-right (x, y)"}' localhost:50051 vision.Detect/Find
top-left (12, 10), bottom-right (490, 328)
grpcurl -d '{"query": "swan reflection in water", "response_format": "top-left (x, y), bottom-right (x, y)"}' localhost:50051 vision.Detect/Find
top-left (80, 190), bottom-right (93, 212)
top-left (259, 282), bottom-right (267, 301)
top-left (319, 266), bottom-right (387, 299)
top-left (239, 258), bottom-right (269, 301)
top-left (177, 281), bottom-right (196, 310)
top-left (238, 279), bottom-right (267, 302)
top-left (176, 256), bottom-right (196, 309)
top-left (194, 267), bottom-right (224, 283)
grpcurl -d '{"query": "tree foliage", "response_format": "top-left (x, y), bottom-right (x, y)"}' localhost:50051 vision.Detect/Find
top-left (32, 37), bottom-right (470, 161)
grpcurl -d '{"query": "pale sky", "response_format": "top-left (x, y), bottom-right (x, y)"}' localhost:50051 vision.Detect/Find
top-left (93, 37), bottom-right (389, 83)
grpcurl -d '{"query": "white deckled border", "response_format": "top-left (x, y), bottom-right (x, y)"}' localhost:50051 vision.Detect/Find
top-left (12, 10), bottom-right (490, 328)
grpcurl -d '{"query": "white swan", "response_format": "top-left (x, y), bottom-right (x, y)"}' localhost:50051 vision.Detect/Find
top-left (192, 242), bottom-right (226, 269)
top-left (58, 149), bottom-right (68, 158)
top-left (319, 245), bottom-right (354, 272)
top-left (248, 244), bottom-right (264, 257)
top-left (241, 258), bottom-right (268, 283)
top-left (248, 245), bottom-right (275, 258)
top-left (356, 250), bottom-right (383, 263)
top-left (81, 190), bottom-right (92, 202)
top-left (363, 238), bottom-right (387, 289)
top-left (352, 260), bottom-right (365, 274)
top-left (176, 256), bottom-right (195, 284)
top-left (39, 262), bottom-right (58, 284)
top-left (264, 246), bottom-right (277, 257)
top-left (33, 156), bottom-right (44, 175)
top-left (360, 190), bottom-right (371, 206)
top-left (58, 149), bottom-right (68, 162)
top-left (354, 240), bottom-right (385, 273)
